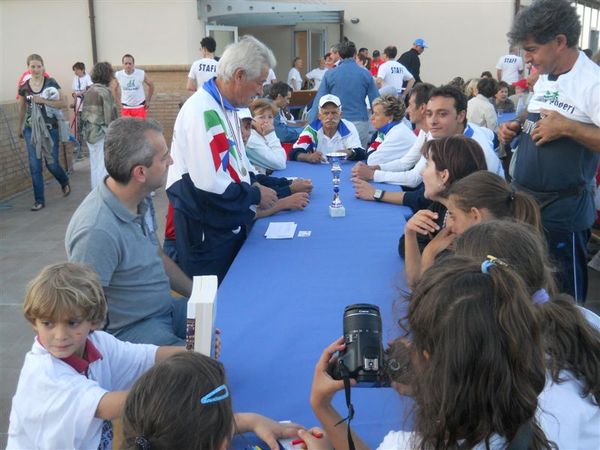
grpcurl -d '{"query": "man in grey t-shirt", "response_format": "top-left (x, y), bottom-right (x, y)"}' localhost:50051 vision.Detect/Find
top-left (66, 118), bottom-right (192, 345)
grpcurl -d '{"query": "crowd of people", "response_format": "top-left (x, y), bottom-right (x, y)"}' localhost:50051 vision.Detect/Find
top-left (8, 0), bottom-right (600, 448)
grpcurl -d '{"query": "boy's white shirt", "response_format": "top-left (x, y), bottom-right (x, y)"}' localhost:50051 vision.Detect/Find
top-left (8, 331), bottom-right (157, 450)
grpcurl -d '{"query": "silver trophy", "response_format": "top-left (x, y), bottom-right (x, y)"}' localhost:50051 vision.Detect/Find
top-left (325, 151), bottom-right (348, 217)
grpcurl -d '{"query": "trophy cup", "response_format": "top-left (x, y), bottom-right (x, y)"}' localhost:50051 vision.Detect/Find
top-left (325, 151), bottom-right (348, 217)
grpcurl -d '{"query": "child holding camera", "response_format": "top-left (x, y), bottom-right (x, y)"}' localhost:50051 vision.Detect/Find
top-left (310, 255), bottom-right (554, 449)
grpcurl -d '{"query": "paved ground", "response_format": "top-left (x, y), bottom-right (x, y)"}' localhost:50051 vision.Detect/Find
top-left (0, 158), bottom-right (169, 447)
top-left (1, 158), bottom-right (599, 447)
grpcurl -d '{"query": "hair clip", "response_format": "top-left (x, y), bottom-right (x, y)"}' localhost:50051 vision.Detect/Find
top-left (481, 255), bottom-right (508, 274)
top-left (200, 383), bottom-right (229, 404)
top-left (135, 436), bottom-right (151, 450)
top-left (532, 288), bottom-right (550, 304)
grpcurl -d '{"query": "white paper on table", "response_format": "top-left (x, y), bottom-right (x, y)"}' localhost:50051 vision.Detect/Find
top-left (265, 222), bottom-right (297, 239)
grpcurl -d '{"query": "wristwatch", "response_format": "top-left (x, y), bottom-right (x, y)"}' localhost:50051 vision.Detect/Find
top-left (373, 189), bottom-right (385, 202)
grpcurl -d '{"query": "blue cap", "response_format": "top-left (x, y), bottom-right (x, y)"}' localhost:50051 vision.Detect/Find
top-left (414, 38), bottom-right (428, 48)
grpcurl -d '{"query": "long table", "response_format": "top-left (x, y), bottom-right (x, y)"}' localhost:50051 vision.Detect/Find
top-left (216, 161), bottom-right (414, 448)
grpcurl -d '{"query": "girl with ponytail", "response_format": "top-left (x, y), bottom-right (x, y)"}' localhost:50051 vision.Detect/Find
top-left (404, 254), bottom-right (552, 449)
top-left (408, 170), bottom-right (541, 287)
top-left (445, 170), bottom-right (542, 235)
top-left (454, 221), bottom-right (600, 449)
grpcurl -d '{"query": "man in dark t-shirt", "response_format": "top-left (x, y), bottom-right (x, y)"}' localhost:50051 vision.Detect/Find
top-left (398, 38), bottom-right (427, 84)
top-left (500, 0), bottom-right (600, 303)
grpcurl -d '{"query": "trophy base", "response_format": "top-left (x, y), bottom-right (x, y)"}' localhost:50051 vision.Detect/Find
top-left (329, 205), bottom-right (346, 217)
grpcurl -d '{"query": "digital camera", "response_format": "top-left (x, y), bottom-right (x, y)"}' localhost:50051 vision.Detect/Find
top-left (332, 304), bottom-right (412, 387)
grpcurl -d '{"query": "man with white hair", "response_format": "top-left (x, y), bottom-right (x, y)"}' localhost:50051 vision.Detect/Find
top-left (167, 35), bottom-right (279, 283)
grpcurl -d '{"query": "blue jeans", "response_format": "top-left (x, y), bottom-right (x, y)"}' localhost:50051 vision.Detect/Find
top-left (112, 296), bottom-right (188, 346)
top-left (545, 228), bottom-right (590, 304)
top-left (23, 127), bottom-right (69, 204)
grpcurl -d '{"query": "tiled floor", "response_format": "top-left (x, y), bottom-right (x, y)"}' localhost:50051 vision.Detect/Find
top-left (1, 158), bottom-right (598, 447)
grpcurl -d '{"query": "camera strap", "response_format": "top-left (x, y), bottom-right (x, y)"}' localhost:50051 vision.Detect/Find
top-left (334, 361), bottom-right (356, 450)
top-left (506, 422), bottom-right (533, 450)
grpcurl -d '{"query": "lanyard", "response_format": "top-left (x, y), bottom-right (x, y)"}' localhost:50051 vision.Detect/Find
top-left (217, 90), bottom-right (247, 177)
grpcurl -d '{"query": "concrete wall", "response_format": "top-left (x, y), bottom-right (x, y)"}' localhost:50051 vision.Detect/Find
top-left (0, 0), bottom-right (204, 102)
top-left (329, 0), bottom-right (516, 85)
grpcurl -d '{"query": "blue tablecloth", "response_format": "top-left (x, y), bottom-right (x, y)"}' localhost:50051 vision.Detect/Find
top-left (217, 161), bottom-right (414, 448)
top-left (498, 111), bottom-right (517, 124)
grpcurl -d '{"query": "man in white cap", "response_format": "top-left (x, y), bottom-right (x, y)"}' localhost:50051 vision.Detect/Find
top-left (291, 94), bottom-right (365, 163)
top-left (398, 38), bottom-right (428, 84)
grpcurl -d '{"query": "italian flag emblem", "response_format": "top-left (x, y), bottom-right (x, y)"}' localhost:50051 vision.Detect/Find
top-left (204, 110), bottom-right (241, 183)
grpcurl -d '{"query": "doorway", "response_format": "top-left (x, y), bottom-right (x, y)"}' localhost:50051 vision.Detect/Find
top-left (206, 25), bottom-right (239, 58)
top-left (293, 29), bottom-right (326, 74)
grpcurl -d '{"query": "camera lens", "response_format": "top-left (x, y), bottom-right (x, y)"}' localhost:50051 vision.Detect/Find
top-left (337, 304), bottom-right (385, 385)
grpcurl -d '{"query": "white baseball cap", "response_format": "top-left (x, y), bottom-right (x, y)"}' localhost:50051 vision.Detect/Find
top-left (319, 94), bottom-right (341, 109)
top-left (238, 108), bottom-right (252, 120)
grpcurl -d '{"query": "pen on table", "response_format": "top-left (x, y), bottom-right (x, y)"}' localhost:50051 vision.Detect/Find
top-left (291, 430), bottom-right (323, 446)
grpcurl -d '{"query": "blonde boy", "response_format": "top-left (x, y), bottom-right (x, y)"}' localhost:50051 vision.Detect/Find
top-left (7, 262), bottom-right (184, 450)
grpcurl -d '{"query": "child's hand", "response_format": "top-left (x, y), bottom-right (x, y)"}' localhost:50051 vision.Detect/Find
top-left (295, 427), bottom-right (333, 449)
top-left (405, 210), bottom-right (440, 237)
top-left (235, 413), bottom-right (303, 450)
top-left (309, 337), bottom-right (354, 411)
top-left (423, 227), bottom-right (455, 260)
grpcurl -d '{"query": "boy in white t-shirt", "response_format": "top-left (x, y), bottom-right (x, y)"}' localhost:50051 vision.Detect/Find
top-left (187, 36), bottom-right (219, 92)
top-left (71, 62), bottom-right (93, 110)
top-left (71, 62), bottom-right (93, 158)
top-left (7, 262), bottom-right (185, 450)
top-left (376, 46), bottom-right (414, 99)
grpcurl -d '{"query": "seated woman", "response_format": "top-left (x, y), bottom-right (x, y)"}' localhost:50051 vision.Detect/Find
top-left (494, 81), bottom-right (516, 113)
top-left (466, 77), bottom-right (498, 131)
top-left (245, 99), bottom-right (287, 175)
top-left (454, 221), bottom-right (600, 449)
top-left (309, 254), bottom-right (554, 450)
top-left (406, 170), bottom-right (541, 287)
top-left (366, 95), bottom-right (416, 166)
